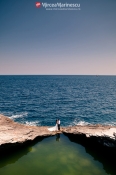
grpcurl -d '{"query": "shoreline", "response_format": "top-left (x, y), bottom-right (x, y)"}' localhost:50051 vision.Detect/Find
top-left (0, 114), bottom-right (116, 152)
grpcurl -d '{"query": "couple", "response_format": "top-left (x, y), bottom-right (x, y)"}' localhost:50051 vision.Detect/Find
top-left (48, 119), bottom-right (60, 131)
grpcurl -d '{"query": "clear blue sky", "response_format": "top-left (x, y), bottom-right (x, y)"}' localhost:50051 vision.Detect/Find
top-left (0, 0), bottom-right (116, 75)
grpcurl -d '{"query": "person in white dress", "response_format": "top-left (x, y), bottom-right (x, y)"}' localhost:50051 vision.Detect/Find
top-left (48, 120), bottom-right (58, 131)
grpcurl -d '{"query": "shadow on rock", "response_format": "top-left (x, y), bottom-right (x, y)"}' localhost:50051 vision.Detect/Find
top-left (0, 136), bottom-right (47, 168)
top-left (64, 133), bottom-right (116, 175)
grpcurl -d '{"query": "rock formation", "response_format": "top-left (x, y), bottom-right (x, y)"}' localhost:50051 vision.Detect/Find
top-left (63, 125), bottom-right (116, 147)
top-left (0, 114), bottom-right (56, 151)
top-left (0, 114), bottom-right (116, 152)
top-left (63, 125), bottom-right (116, 139)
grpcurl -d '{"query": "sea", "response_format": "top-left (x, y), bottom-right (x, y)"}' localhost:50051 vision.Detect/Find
top-left (0, 75), bottom-right (116, 127)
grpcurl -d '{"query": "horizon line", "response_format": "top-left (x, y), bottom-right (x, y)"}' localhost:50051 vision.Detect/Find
top-left (0, 74), bottom-right (116, 76)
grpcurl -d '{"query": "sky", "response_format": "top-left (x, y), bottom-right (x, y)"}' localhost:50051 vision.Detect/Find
top-left (0, 0), bottom-right (116, 75)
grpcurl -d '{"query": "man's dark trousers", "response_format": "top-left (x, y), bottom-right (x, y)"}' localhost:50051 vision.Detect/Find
top-left (58, 124), bottom-right (60, 131)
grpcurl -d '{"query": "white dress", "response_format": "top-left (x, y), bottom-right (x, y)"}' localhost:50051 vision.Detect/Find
top-left (48, 124), bottom-right (58, 131)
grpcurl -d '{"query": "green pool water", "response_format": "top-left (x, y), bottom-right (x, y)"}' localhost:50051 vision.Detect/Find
top-left (0, 134), bottom-right (115, 175)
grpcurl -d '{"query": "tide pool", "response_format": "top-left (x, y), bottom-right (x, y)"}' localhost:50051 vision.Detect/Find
top-left (0, 134), bottom-right (115, 175)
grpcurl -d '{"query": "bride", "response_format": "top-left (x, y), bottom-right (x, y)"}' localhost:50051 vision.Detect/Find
top-left (48, 120), bottom-right (58, 131)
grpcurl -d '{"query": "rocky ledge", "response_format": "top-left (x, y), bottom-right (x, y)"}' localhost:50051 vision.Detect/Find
top-left (0, 114), bottom-right (116, 151)
top-left (0, 114), bottom-right (57, 151)
top-left (63, 125), bottom-right (116, 147)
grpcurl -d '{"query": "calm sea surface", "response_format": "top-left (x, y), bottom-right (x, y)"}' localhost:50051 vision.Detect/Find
top-left (0, 75), bottom-right (116, 126)
top-left (0, 134), bottom-right (115, 175)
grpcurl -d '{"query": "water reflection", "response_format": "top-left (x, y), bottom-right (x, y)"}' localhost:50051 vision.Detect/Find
top-left (56, 133), bottom-right (60, 141)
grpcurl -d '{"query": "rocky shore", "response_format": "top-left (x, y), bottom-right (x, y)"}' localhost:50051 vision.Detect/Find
top-left (0, 114), bottom-right (116, 152)
top-left (63, 125), bottom-right (116, 147)
top-left (0, 114), bottom-right (56, 151)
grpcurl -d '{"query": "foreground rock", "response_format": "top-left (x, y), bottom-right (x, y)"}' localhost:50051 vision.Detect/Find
top-left (0, 114), bottom-right (116, 151)
top-left (63, 126), bottom-right (116, 174)
top-left (0, 114), bottom-right (57, 150)
top-left (63, 125), bottom-right (116, 147)
top-left (1, 114), bottom-right (116, 174)
top-left (63, 125), bottom-right (116, 139)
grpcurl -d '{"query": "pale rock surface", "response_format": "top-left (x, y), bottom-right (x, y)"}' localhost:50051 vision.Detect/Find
top-left (0, 114), bottom-right (55, 147)
top-left (0, 114), bottom-right (116, 149)
top-left (63, 125), bottom-right (116, 140)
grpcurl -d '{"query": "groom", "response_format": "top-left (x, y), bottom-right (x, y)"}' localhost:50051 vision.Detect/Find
top-left (58, 119), bottom-right (60, 131)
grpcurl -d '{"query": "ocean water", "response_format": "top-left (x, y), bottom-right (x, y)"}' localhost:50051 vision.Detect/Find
top-left (0, 75), bottom-right (116, 126)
